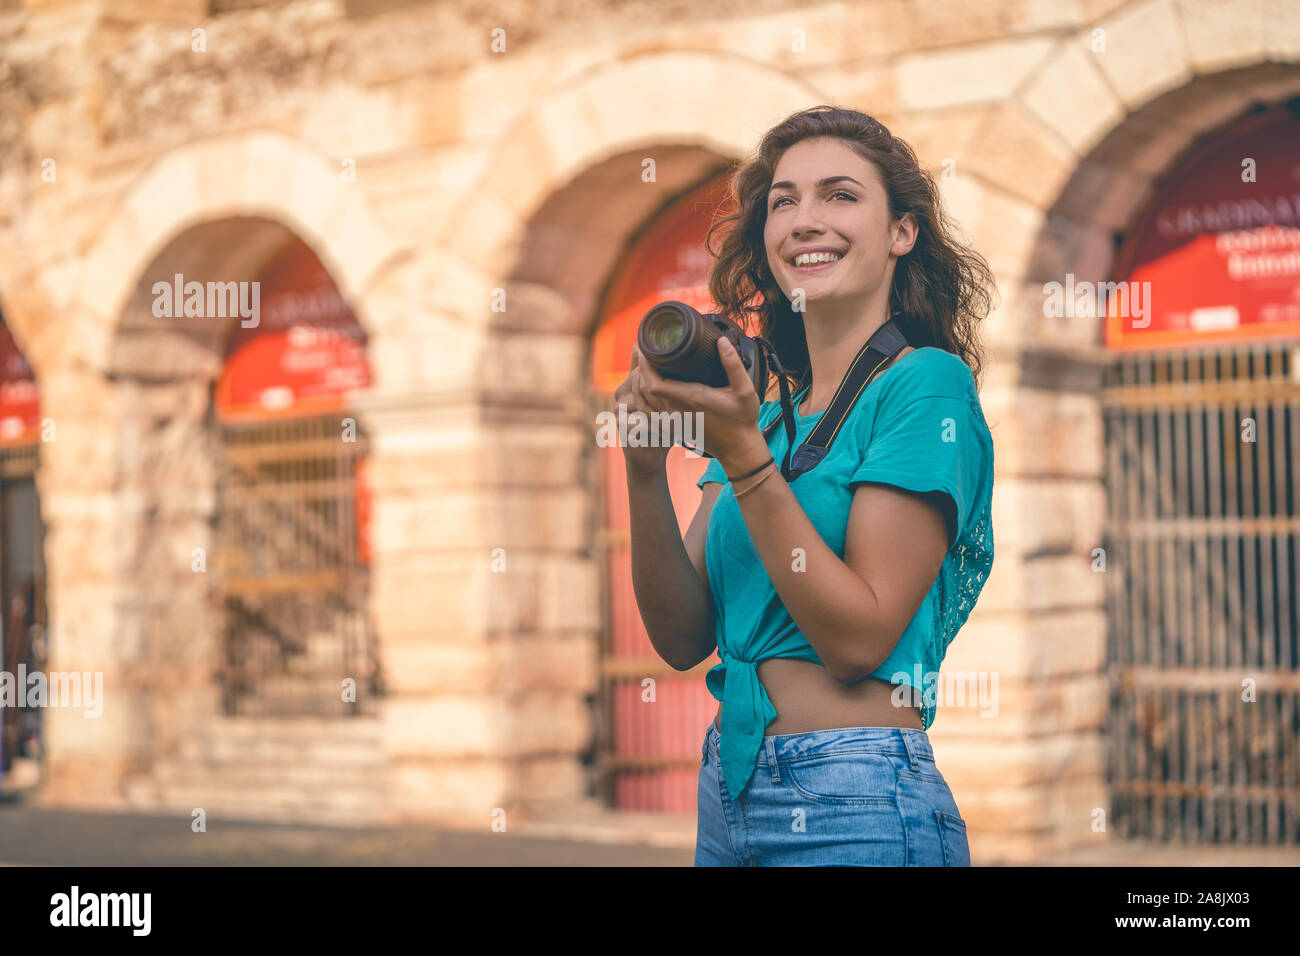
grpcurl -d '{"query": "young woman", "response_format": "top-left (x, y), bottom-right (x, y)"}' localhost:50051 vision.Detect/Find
top-left (615, 105), bottom-right (996, 866)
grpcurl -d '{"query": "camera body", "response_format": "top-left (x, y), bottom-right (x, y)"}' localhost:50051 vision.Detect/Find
top-left (636, 300), bottom-right (769, 397)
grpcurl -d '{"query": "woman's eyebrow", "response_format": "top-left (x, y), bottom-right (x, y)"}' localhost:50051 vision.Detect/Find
top-left (768, 175), bottom-right (865, 193)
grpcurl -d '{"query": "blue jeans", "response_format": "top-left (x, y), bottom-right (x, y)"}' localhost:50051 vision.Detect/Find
top-left (695, 720), bottom-right (971, 866)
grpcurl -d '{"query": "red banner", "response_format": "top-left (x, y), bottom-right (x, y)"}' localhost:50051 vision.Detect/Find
top-left (216, 239), bottom-right (371, 421)
top-left (215, 239), bottom-right (373, 563)
top-left (1107, 107), bottom-right (1300, 349)
top-left (0, 320), bottom-right (40, 447)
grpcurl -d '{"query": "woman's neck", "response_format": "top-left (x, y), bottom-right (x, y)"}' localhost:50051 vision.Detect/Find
top-left (798, 298), bottom-right (893, 414)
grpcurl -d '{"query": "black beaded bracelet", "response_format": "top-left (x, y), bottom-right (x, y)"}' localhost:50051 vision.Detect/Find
top-left (726, 456), bottom-right (774, 483)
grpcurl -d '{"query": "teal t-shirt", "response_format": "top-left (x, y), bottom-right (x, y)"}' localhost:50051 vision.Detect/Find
top-left (695, 346), bottom-right (995, 800)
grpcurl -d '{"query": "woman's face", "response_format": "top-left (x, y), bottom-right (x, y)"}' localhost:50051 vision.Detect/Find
top-left (762, 136), bottom-right (915, 311)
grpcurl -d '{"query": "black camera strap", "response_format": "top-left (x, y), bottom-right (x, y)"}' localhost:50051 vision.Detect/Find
top-left (681, 318), bottom-right (909, 483)
top-left (760, 318), bottom-right (909, 482)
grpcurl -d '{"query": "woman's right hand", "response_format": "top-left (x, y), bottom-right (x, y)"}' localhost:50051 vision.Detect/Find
top-left (614, 346), bottom-right (673, 477)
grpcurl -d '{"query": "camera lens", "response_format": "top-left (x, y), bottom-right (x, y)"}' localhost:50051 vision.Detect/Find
top-left (643, 308), bottom-right (686, 352)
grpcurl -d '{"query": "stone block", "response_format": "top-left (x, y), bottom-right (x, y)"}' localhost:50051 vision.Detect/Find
top-left (496, 635), bottom-right (600, 695)
top-left (929, 672), bottom-right (1109, 734)
top-left (1092, 0), bottom-right (1193, 110)
top-left (1174, 0), bottom-right (1267, 72)
top-left (510, 756), bottom-right (589, 813)
top-left (381, 695), bottom-right (497, 758)
top-left (942, 732), bottom-right (1105, 792)
top-left (1020, 39), bottom-right (1125, 155)
top-left (939, 176), bottom-right (1047, 276)
top-left (1010, 0), bottom-right (1088, 32)
top-left (990, 477), bottom-right (1107, 556)
top-left (953, 607), bottom-right (1109, 680)
top-left (964, 104), bottom-right (1080, 209)
top-left (501, 693), bottom-right (593, 756)
top-left (34, 755), bottom-right (137, 808)
top-left (387, 757), bottom-right (510, 822)
top-left (973, 550), bottom-right (1107, 613)
top-left (982, 386), bottom-right (1104, 479)
top-left (538, 555), bottom-right (601, 633)
top-left (898, 35), bottom-right (1055, 110)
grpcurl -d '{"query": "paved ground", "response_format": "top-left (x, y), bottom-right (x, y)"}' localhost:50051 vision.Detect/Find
top-left (0, 801), bottom-right (693, 866)
top-left (3, 798), bottom-right (1296, 866)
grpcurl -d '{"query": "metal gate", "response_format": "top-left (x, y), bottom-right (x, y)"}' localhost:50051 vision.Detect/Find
top-left (0, 443), bottom-right (46, 772)
top-left (1102, 339), bottom-right (1300, 843)
top-left (213, 413), bottom-right (380, 717)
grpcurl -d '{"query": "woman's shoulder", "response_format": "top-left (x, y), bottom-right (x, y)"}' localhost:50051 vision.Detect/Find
top-left (868, 347), bottom-right (992, 448)
top-left (882, 346), bottom-right (976, 401)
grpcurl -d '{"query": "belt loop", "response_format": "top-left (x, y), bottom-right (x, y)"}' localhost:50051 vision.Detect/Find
top-left (765, 735), bottom-right (781, 783)
top-left (901, 729), bottom-right (921, 772)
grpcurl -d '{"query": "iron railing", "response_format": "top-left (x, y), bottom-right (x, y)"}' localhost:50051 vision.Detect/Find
top-left (214, 413), bottom-right (380, 717)
top-left (1102, 339), bottom-right (1300, 843)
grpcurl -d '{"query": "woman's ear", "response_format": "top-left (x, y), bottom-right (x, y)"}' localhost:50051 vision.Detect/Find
top-left (892, 212), bottom-right (918, 256)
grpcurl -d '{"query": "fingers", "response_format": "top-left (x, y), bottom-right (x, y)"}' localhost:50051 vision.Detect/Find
top-left (630, 342), bottom-right (745, 412)
top-left (635, 354), bottom-right (674, 411)
top-left (631, 365), bottom-right (657, 413)
top-left (717, 336), bottom-right (755, 394)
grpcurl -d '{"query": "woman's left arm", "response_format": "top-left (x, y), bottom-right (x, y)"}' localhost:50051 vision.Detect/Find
top-left (722, 427), bottom-right (950, 682)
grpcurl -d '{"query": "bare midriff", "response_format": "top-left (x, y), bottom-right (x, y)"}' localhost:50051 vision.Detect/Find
top-left (712, 658), bottom-right (924, 734)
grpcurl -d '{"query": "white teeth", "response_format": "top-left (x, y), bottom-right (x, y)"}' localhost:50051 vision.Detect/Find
top-left (794, 251), bottom-right (842, 266)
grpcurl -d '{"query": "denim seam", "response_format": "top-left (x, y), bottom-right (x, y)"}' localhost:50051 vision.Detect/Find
top-left (713, 735), bottom-right (749, 866)
top-left (890, 755), bottom-right (911, 866)
top-left (901, 730), bottom-right (923, 771)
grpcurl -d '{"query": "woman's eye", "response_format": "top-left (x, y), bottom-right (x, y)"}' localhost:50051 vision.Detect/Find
top-left (771, 191), bottom-right (856, 209)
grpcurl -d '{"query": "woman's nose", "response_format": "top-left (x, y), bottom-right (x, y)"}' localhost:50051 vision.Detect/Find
top-left (790, 203), bottom-right (824, 236)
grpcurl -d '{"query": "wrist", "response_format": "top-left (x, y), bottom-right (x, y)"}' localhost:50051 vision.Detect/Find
top-left (623, 453), bottom-right (668, 482)
top-left (716, 428), bottom-right (772, 479)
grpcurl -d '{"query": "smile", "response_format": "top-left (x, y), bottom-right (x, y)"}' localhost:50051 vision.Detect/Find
top-left (791, 252), bottom-right (842, 273)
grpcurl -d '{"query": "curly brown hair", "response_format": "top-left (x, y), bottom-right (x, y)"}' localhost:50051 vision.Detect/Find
top-left (704, 105), bottom-right (996, 392)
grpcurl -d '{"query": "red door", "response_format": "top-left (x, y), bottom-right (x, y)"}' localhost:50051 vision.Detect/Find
top-left (592, 173), bottom-right (733, 811)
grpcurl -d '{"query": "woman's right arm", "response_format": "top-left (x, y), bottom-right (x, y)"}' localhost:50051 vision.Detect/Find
top-left (617, 345), bottom-right (720, 671)
top-left (625, 465), bottom-right (720, 671)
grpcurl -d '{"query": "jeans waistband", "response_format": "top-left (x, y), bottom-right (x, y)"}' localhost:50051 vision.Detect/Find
top-left (706, 720), bottom-right (935, 766)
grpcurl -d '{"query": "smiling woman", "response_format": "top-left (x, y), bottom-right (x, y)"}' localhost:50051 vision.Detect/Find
top-left (615, 105), bottom-right (997, 866)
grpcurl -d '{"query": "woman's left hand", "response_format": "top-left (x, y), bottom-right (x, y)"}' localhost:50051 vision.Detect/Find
top-left (634, 337), bottom-right (773, 475)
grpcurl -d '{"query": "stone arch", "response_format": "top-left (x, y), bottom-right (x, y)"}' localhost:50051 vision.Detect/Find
top-left (453, 49), bottom-right (824, 329)
top-left (953, 53), bottom-right (1300, 353)
top-left (38, 214), bottom-right (380, 810)
top-left (74, 130), bottom-right (403, 374)
top-left (980, 61), bottom-right (1300, 612)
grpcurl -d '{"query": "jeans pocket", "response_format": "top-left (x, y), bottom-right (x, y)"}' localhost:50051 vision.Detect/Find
top-left (783, 752), bottom-right (897, 806)
top-left (934, 810), bottom-right (970, 866)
